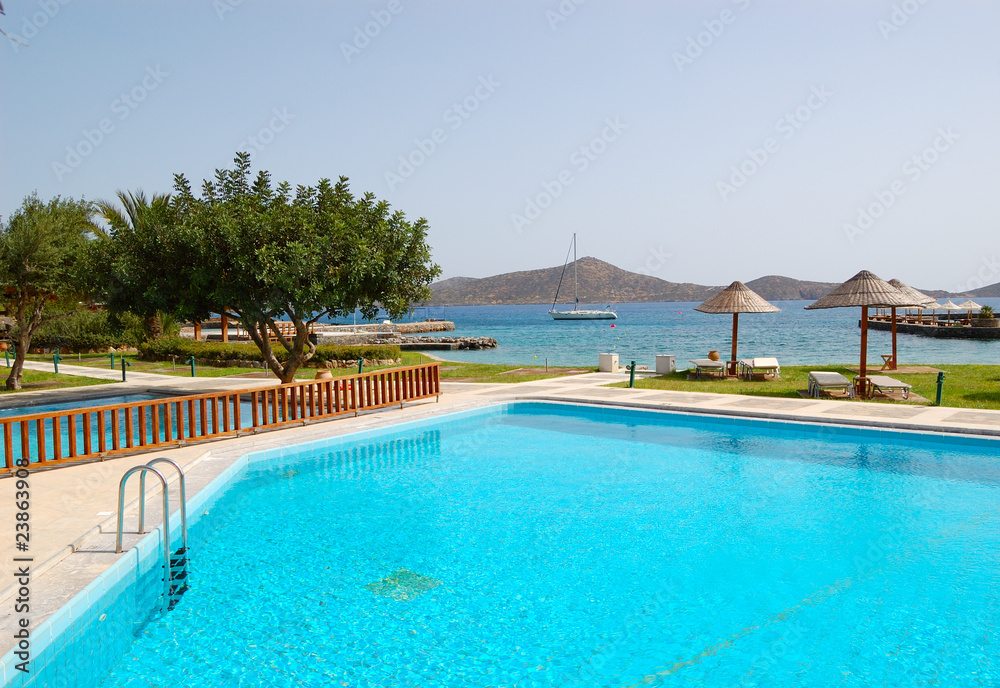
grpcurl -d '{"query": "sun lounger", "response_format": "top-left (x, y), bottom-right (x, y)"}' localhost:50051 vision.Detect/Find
top-left (866, 375), bottom-right (911, 400)
top-left (808, 371), bottom-right (854, 398)
top-left (738, 357), bottom-right (780, 380)
top-left (689, 359), bottom-right (726, 377)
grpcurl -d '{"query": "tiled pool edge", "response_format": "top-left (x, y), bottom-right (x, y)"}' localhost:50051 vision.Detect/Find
top-left (522, 395), bottom-right (1000, 444)
top-left (5, 397), bottom-right (999, 686)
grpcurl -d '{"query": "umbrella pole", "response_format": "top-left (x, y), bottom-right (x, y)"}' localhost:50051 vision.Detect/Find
top-left (891, 307), bottom-right (897, 370)
top-left (858, 305), bottom-right (869, 397)
top-left (730, 312), bottom-right (738, 376)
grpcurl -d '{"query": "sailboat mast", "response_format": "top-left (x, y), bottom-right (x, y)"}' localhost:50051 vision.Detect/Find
top-left (573, 233), bottom-right (578, 310)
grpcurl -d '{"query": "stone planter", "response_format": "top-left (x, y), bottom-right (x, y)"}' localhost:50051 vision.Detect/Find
top-left (972, 318), bottom-right (999, 328)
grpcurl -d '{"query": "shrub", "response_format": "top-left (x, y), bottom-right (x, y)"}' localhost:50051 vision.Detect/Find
top-left (138, 337), bottom-right (400, 366)
top-left (30, 309), bottom-right (131, 351)
top-left (979, 306), bottom-right (994, 319)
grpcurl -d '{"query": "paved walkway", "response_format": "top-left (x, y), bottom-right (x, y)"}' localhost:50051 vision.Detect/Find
top-left (3, 369), bottom-right (1000, 661)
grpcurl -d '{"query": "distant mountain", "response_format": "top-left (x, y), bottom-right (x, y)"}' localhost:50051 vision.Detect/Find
top-left (959, 281), bottom-right (1000, 298)
top-left (426, 257), bottom-right (718, 306)
top-left (744, 275), bottom-right (840, 301)
top-left (425, 259), bottom-right (887, 306)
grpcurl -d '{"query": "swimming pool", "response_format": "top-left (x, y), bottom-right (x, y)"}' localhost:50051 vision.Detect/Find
top-left (0, 393), bottom-right (255, 464)
top-left (0, 394), bottom-right (163, 420)
top-left (12, 402), bottom-right (1000, 686)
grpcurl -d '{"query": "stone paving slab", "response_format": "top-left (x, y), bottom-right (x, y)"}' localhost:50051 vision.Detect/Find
top-left (724, 397), bottom-right (825, 411)
top-left (941, 410), bottom-right (1000, 426)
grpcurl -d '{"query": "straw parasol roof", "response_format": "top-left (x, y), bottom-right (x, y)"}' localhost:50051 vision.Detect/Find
top-left (695, 281), bottom-right (779, 373)
top-left (695, 281), bottom-right (780, 314)
top-left (805, 270), bottom-right (911, 309)
top-left (886, 279), bottom-right (935, 308)
top-left (957, 299), bottom-right (982, 310)
top-left (924, 300), bottom-right (943, 309)
top-left (805, 270), bottom-right (912, 390)
top-left (938, 300), bottom-right (961, 310)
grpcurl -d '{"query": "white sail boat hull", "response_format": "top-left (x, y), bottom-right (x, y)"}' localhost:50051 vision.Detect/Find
top-left (548, 309), bottom-right (617, 320)
top-left (549, 233), bottom-right (617, 320)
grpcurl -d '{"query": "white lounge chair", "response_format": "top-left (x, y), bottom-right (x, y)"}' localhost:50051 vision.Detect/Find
top-left (688, 358), bottom-right (726, 378)
top-left (866, 375), bottom-right (911, 400)
top-left (808, 371), bottom-right (854, 398)
top-left (738, 357), bottom-right (780, 380)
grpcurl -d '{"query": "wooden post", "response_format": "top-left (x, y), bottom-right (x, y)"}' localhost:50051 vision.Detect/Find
top-left (858, 305), bottom-right (869, 396)
top-left (221, 313), bottom-right (229, 343)
top-left (193, 322), bottom-right (202, 342)
top-left (890, 307), bottom-right (898, 370)
top-left (730, 312), bottom-right (739, 376)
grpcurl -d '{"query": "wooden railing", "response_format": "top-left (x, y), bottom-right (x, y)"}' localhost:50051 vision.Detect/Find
top-left (0, 363), bottom-right (440, 473)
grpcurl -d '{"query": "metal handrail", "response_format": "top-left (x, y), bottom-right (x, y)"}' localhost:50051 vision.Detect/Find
top-left (116, 465), bottom-right (172, 610)
top-left (138, 458), bottom-right (188, 553)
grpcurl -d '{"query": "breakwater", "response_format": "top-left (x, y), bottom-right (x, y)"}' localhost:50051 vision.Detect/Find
top-left (865, 319), bottom-right (1000, 340)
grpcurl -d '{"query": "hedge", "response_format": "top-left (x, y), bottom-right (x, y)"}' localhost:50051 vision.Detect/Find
top-left (138, 337), bottom-right (401, 366)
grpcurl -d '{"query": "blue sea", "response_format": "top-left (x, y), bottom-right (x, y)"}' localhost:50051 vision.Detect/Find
top-left (336, 300), bottom-right (1000, 368)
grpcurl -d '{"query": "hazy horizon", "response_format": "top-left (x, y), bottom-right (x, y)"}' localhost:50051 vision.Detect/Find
top-left (3, 1), bottom-right (998, 293)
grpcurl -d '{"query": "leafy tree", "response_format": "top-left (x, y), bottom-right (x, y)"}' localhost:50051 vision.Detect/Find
top-left (92, 190), bottom-right (178, 340)
top-left (109, 154), bottom-right (440, 383)
top-left (0, 194), bottom-right (94, 390)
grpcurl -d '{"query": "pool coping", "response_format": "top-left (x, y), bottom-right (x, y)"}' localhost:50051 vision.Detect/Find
top-left (519, 394), bottom-right (1000, 440)
top-left (4, 392), bottom-right (1000, 684)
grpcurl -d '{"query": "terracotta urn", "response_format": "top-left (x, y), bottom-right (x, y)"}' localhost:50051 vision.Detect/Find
top-left (315, 368), bottom-right (334, 380)
top-left (708, 350), bottom-right (720, 361)
top-left (0, 342), bottom-right (7, 352)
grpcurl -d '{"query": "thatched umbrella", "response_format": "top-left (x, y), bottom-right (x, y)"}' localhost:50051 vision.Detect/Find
top-left (957, 299), bottom-right (982, 323)
top-left (695, 281), bottom-right (779, 375)
top-left (938, 300), bottom-right (961, 324)
top-left (805, 270), bottom-right (911, 395)
top-left (875, 279), bottom-right (934, 370)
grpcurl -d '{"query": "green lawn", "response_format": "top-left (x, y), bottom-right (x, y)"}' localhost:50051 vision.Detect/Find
top-left (406, 353), bottom-right (596, 383)
top-left (22, 351), bottom-right (591, 384)
top-left (0, 368), bottom-right (112, 395)
top-left (610, 364), bottom-right (1000, 410)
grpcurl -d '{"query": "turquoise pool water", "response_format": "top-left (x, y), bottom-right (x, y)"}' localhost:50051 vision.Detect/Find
top-left (0, 394), bottom-right (162, 420)
top-left (0, 393), bottom-right (253, 463)
top-left (28, 404), bottom-right (1000, 686)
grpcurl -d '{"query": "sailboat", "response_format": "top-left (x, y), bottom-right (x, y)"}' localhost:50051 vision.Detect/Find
top-left (548, 233), bottom-right (617, 320)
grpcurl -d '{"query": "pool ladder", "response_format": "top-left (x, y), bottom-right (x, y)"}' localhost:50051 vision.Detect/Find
top-left (115, 458), bottom-right (190, 612)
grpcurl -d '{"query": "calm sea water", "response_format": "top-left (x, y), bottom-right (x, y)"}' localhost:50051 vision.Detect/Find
top-left (337, 300), bottom-right (1000, 368)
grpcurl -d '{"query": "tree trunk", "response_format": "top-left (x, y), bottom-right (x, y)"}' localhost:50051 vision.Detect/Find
top-left (144, 314), bottom-right (164, 341)
top-left (4, 332), bottom-right (30, 391)
top-left (243, 314), bottom-right (315, 384)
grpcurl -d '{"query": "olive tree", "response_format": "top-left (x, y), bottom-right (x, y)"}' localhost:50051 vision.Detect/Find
top-left (113, 154), bottom-right (440, 382)
top-left (0, 194), bottom-right (94, 390)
